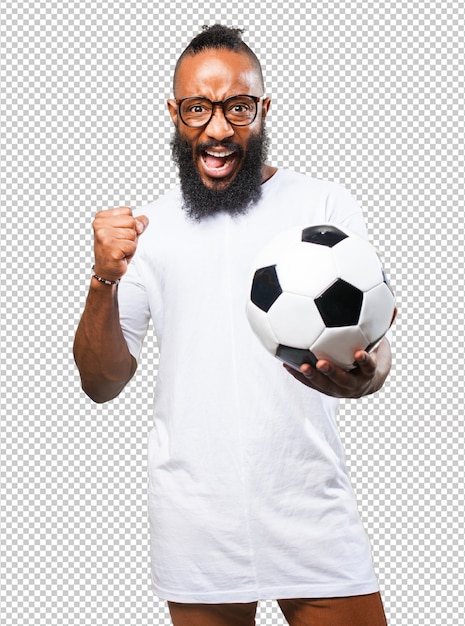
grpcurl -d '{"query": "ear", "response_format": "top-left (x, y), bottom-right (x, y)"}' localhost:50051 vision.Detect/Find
top-left (167, 99), bottom-right (178, 125)
top-left (261, 97), bottom-right (271, 120)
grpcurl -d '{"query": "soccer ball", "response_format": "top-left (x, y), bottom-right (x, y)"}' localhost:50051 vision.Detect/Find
top-left (245, 224), bottom-right (396, 371)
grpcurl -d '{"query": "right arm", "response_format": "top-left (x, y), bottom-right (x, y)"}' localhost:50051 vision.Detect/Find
top-left (73, 207), bottom-right (149, 403)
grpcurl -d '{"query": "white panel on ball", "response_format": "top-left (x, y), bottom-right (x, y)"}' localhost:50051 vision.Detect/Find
top-left (358, 283), bottom-right (396, 342)
top-left (267, 292), bottom-right (326, 348)
top-left (251, 227), bottom-right (303, 270)
top-left (245, 301), bottom-right (279, 353)
top-left (332, 236), bottom-right (385, 292)
top-left (310, 325), bottom-right (370, 370)
top-left (276, 243), bottom-right (337, 297)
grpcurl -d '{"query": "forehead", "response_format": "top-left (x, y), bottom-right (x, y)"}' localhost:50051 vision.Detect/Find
top-left (174, 49), bottom-right (263, 99)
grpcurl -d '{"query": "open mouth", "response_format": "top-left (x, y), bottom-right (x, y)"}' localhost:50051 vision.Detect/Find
top-left (200, 148), bottom-right (239, 179)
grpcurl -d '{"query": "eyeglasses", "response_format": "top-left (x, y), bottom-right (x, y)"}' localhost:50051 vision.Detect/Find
top-left (176, 95), bottom-right (263, 128)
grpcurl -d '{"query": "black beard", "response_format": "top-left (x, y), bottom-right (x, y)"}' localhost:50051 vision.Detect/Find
top-left (170, 124), bottom-right (269, 221)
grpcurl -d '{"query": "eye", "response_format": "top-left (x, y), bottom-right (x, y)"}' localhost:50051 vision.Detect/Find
top-left (227, 100), bottom-right (253, 113)
top-left (189, 103), bottom-right (208, 113)
top-left (180, 98), bottom-right (212, 117)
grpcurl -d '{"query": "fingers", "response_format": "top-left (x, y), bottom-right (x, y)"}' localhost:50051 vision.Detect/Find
top-left (92, 207), bottom-right (149, 281)
top-left (135, 215), bottom-right (149, 234)
top-left (108, 206), bottom-right (133, 217)
top-left (304, 362), bottom-right (354, 397)
top-left (352, 350), bottom-right (377, 376)
top-left (282, 362), bottom-right (342, 396)
top-left (283, 349), bottom-right (378, 399)
top-left (94, 208), bottom-right (147, 232)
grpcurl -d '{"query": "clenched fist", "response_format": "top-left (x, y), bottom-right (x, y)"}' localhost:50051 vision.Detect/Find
top-left (92, 206), bottom-right (149, 282)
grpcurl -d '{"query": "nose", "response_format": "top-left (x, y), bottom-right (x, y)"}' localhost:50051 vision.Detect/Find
top-left (204, 104), bottom-right (235, 141)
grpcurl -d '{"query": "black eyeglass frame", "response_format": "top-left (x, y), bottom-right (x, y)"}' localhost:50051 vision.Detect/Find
top-left (175, 95), bottom-right (264, 128)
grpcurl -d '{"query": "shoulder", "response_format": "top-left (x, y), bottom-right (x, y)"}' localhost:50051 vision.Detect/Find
top-left (272, 168), bottom-right (354, 197)
top-left (263, 168), bottom-right (361, 215)
top-left (264, 169), bottom-right (367, 237)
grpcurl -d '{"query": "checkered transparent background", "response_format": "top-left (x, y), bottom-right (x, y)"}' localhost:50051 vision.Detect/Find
top-left (1, 1), bottom-right (464, 624)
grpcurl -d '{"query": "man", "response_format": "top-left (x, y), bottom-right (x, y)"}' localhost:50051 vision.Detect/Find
top-left (74, 25), bottom-right (392, 626)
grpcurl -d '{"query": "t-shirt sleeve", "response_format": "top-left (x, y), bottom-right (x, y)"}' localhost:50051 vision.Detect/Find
top-left (324, 183), bottom-right (369, 240)
top-left (117, 257), bottom-right (151, 360)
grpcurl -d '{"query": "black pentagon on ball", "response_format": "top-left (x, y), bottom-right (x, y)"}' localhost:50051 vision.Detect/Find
top-left (276, 345), bottom-right (318, 370)
top-left (315, 279), bottom-right (363, 327)
top-left (301, 224), bottom-right (348, 247)
top-left (251, 265), bottom-right (283, 312)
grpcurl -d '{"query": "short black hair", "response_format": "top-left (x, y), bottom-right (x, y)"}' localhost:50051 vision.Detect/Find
top-left (173, 25), bottom-right (264, 93)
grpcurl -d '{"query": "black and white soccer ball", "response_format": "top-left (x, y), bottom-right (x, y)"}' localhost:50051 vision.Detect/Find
top-left (246, 224), bottom-right (396, 371)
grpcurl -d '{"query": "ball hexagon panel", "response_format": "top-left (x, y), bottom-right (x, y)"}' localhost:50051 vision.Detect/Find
top-left (315, 279), bottom-right (364, 327)
top-left (358, 282), bottom-right (396, 342)
top-left (245, 300), bottom-right (279, 354)
top-left (310, 325), bottom-right (371, 371)
top-left (275, 242), bottom-right (337, 298)
top-left (332, 236), bottom-right (385, 292)
top-left (267, 291), bottom-right (326, 348)
top-left (251, 227), bottom-right (304, 270)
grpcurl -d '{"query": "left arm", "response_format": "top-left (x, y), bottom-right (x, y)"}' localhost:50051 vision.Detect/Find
top-left (284, 336), bottom-right (393, 399)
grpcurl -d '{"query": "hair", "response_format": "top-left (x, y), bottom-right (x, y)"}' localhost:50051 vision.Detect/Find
top-left (173, 24), bottom-right (264, 94)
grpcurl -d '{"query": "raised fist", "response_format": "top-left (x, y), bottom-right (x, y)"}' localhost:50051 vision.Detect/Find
top-left (92, 206), bottom-right (149, 282)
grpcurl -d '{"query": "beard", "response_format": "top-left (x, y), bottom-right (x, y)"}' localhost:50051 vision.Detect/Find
top-left (170, 124), bottom-right (270, 221)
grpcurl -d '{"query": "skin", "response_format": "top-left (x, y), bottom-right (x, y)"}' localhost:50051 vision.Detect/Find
top-left (73, 47), bottom-right (394, 402)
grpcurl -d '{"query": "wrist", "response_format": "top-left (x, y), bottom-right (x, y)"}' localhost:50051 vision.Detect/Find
top-left (88, 277), bottom-right (119, 298)
top-left (91, 265), bottom-right (121, 286)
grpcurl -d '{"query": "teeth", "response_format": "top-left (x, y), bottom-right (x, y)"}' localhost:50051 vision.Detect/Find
top-left (205, 150), bottom-right (234, 158)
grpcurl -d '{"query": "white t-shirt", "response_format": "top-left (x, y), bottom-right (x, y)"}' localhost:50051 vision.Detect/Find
top-left (118, 169), bottom-right (380, 603)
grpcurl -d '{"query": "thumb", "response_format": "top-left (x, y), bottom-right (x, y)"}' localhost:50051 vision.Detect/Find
top-left (135, 215), bottom-right (149, 235)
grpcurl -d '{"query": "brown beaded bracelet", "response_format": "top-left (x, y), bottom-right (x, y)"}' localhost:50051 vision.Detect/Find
top-left (91, 265), bottom-right (121, 286)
